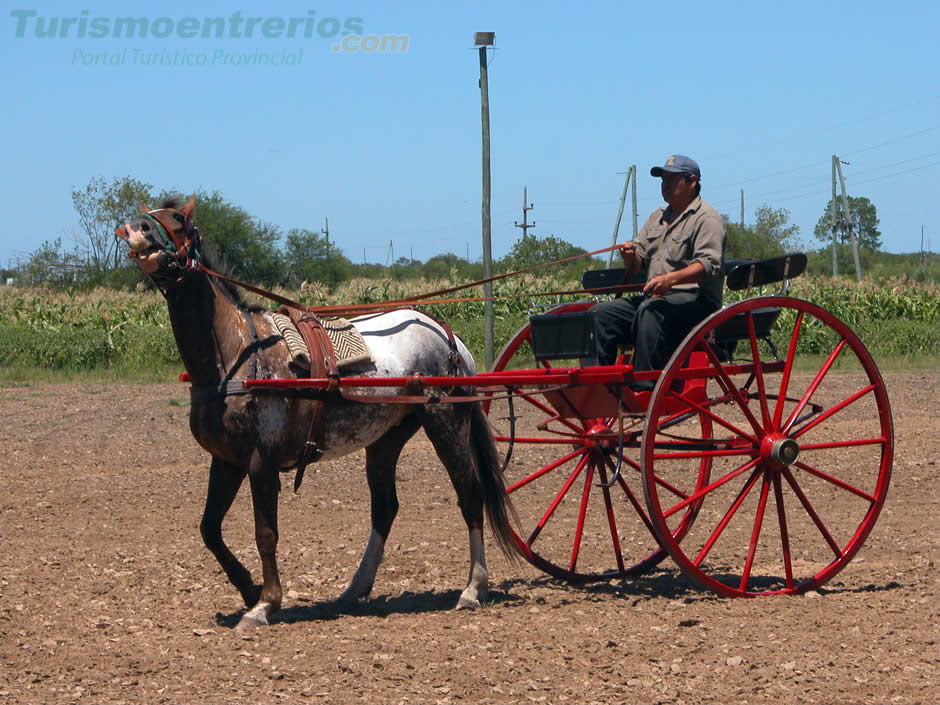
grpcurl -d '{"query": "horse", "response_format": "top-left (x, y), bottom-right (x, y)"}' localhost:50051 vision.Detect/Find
top-left (116, 195), bottom-right (518, 630)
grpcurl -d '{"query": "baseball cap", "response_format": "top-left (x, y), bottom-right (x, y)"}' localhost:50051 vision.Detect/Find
top-left (651, 155), bottom-right (701, 178)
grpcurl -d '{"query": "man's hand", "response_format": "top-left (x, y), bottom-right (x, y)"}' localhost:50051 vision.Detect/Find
top-left (643, 262), bottom-right (706, 297)
top-left (643, 272), bottom-right (674, 297)
top-left (617, 242), bottom-right (636, 268)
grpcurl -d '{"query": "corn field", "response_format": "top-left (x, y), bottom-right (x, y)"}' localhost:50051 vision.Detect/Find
top-left (0, 275), bottom-right (937, 372)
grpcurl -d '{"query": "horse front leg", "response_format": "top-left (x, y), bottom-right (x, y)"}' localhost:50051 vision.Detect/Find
top-left (200, 457), bottom-right (260, 608)
top-left (236, 450), bottom-right (282, 630)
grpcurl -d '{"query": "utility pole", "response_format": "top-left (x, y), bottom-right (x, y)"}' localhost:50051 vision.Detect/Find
top-left (740, 189), bottom-right (744, 228)
top-left (514, 186), bottom-right (536, 239)
top-left (321, 217), bottom-right (329, 259)
top-left (475, 31), bottom-right (495, 368)
top-left (834, 156), bottom-right (862, 282)
top-left (831, 156), bottom-right (839, 276)
top-left (608, 165), bottom-right (636, 266)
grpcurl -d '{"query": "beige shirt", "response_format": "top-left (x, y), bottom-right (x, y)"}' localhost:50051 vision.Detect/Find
top-left (634, 195), bottom-right (726, 306)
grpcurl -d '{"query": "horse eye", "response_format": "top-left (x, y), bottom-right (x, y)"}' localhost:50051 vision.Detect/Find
top-left (141, 222), bottom-right (151, 232)
top-left (172, 213), bottom-right (184, 223)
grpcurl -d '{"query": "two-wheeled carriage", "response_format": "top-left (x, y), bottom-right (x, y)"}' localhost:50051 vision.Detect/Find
top-left (480, 253), bottom-right (894, 596)
top-left (248, 253), bottom-right (893, 598)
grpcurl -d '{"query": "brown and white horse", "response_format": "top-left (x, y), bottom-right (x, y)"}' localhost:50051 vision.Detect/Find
top-left (117, 196), bottom-right (517, 629)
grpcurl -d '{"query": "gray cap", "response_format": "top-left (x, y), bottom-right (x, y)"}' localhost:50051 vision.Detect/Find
top-left (651, 155), bottom-right (701, 178)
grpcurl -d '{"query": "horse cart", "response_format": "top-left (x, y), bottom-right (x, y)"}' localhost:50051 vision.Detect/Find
top-left (249, 251), bottom-right (894, 599)
top-left (118, 200), bottom-right (893, 628)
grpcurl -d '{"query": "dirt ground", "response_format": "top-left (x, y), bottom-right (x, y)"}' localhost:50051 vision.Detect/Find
top-left (0, 372), bottom-right (937, 704)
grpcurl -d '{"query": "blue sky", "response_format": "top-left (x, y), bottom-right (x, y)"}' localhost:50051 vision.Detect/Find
top-left (2, 1), bottom-right (937, 270)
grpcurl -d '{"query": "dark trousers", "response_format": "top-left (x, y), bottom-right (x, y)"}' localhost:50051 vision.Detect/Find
top-left (592, 291), bottom-right (717, 371)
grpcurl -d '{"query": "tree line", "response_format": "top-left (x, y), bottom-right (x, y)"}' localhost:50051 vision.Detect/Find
top-left (4, 174), bottom-right (922, 291)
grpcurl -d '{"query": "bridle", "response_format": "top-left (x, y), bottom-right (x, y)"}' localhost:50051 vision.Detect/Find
top-left (116, 207), bottom-right (204, 289)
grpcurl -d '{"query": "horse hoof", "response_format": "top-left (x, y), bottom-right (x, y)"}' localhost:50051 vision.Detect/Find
top-left (456, 595), bottom-right (482, 610)
top-left (235, 602), bottom-right (270, 630)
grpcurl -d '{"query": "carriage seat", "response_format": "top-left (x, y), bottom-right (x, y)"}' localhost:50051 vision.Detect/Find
top-left (528, 254), bottom-right (807, 364)
top-left (712, 252), bottom-right (808, 360)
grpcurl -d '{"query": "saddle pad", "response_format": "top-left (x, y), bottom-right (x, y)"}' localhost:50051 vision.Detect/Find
top-left (270, 312), bottom-right (372, 370)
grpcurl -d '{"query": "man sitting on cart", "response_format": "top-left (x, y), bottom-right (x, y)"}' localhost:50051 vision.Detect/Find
top-left (593, 154), bottom-right (726, 391)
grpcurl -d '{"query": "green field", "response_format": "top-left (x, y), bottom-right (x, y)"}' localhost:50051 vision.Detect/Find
top-left (1, 275), bottom-right (937, 380)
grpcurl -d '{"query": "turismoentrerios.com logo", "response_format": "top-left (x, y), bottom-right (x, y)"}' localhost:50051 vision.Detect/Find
top-left (9, 9), bottom-right (408, 53)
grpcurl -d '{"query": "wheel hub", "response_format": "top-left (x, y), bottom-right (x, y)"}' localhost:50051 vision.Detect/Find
top-left (763, 436), bottom-right (800, 466)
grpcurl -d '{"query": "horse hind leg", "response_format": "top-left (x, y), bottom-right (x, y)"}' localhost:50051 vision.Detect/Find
top-left (339, 414), bottom-right (421, 604)
top-left (200, 457), bottom-right (260, 608)
top-left (420, 405), bottom-right (490, 610)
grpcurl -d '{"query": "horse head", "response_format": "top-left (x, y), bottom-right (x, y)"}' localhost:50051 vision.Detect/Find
top-left (116, 195), bottom-right (200, 286)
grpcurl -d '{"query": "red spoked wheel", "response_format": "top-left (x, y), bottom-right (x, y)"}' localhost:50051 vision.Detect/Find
top-left (641, 297), bottom-right (893, 597)
top-left (484, 302), bottom-right (712, 581)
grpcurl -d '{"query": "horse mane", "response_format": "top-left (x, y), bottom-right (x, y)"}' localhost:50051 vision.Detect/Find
top-left (159, 195), bottom-right (266, 312)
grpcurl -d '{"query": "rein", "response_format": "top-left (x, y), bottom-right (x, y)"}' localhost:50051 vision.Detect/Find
top-left (125, 206), bottom-right (641, 312)
top-left (189, 243), bottom-right (641, 315)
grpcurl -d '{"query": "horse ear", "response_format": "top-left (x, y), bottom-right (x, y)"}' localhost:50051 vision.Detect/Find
top-left (139, 201), bottom-right (151, 213)
top-left (180, 194), bottom-right (196, 220)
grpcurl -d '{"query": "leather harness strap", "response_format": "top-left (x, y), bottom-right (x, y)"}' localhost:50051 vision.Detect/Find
top-left (283, 307), bottom-right (341, 493)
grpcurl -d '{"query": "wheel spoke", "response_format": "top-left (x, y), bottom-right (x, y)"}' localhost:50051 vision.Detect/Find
top-left (672, 389), bottom-right (760, 445)
top-left (603, 455), bottom-right (658, 538)
top-left (693, 466), bottom-right (762, 567)
top-left (739, 475), bottom-right (772, 591)
top-left (514, 389), bottom-right (585, 434)
top-left (790, 384), bottom-right (876, 439)
top-left (781, 467), bottom-right (843, 558)
top-left (654, 447), bottom-right (757, 460)
top-left (782, 338), bottom-right (848, 434)
top-left (569, 460), bottom-right (597, 572)
top-left (507, 447), bottom-right (583, 494)
top-left (596, 462), bottom-right (626, 573)
top-left (772, 473), bottom-right (794, 589)
top-left (662, 457), bottom-right (761, 519)
top-left (746, 311), bottom-right (772, 432)
top-left (772, 311), bottom-right (804, 429)
top-left (528, 453), bottom-right (590, 545)
top-left (700, 338), bottom-right (765, 436)
top-left (793, 460), bottom-right (878, 504)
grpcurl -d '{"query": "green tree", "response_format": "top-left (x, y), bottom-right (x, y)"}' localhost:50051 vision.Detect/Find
top-left (72, 175), bottom-right (154, 274)
top-left (813, 196), bottom-right (881, 250)
top-left (754, 205), bottom-right (800, 252)
top-left (22, 238), bottom-right (83, 287)
top-left (498, 234), bottom-right (588, 280)
top-left (283, 228), bottom-right (352, 288)
top-left (422, 253), bottom-right (471, 280)
top-left (723, 205), bottom-right (800, 260)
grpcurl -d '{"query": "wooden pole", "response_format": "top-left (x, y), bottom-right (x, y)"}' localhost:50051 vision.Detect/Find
top-left (831, 156), bottom-right (839, 276)
top-left (478, 43), bottom-right (494, 368)
top-left (630, 164), bottom-right (638, 240)
top-left (834, 157), bottom-right (862, 282)
top-left (608, 165), bottom-right (633, 267)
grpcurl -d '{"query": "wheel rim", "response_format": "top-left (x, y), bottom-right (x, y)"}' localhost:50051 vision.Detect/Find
top-left (486, 302), bottom-right (710, 582)
top-left (642, 297), bottom-right (894, 597)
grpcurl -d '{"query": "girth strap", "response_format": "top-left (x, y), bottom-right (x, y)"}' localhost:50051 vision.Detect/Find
top-left (282, 307), bottom-right (341, 493)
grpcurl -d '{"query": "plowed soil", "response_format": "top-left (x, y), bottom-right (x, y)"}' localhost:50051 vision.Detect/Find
top-left (0, 373), bottom-right (937, 704)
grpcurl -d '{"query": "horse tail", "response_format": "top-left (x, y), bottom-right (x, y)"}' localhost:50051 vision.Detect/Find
top-left (470, 403), bottom-right (521, 561)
